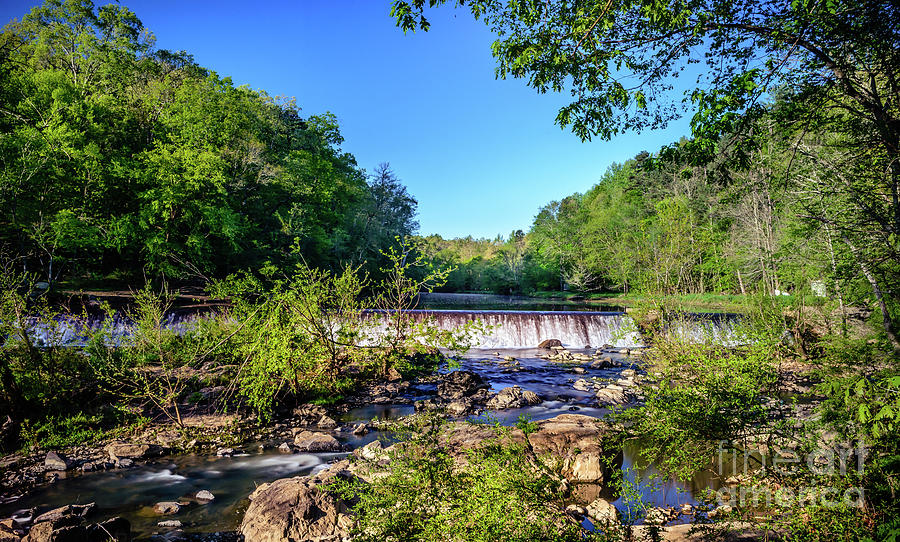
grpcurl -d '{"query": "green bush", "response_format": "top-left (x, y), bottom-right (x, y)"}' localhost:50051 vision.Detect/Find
top-left (331, 414), bottom-right (601, 542)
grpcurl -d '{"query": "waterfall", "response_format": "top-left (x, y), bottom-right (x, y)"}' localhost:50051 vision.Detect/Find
top-left (14, 309), bottom-right (741, 350)
top-left (365, 310), bottom-right (643, 349)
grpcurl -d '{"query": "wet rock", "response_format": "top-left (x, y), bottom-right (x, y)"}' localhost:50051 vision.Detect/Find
top-left (106, 441), bottom-right (157, 461)
top-left (215, 448), bottom-right (234, 457)
top-left (116, 458), bottom-right (134, 468)
top-left (277, 442), bottom-right (294, 454)
top-left (240, 472), bottom-right (356, 542)
top-left (595, 384), bottom-right (635, 406)
top-left (293, 431), bottom-right (341, 453)
top-left (538, 339), bottom-right (563, 348)
top-left (33, 503), bottom-right (95, 525)
top-left (43, 452), bottom-right (70, 472)
top-left (351, 423), bottom-right (368, 436)
top-left (158, 520), bottom-right (183, 528)
top-left (196, 490), bottom-right (215, 502)
top-left (485, 386), bottom-right (542, 410)
top-left (153, 502), bottom-right (181, 515)
top-left (572, 379), bottom-right (594, 392)
top-left (316, 416), bottom-right (338, 429)
top-left (586, 498), bottom-right (619, 528)
top-left (436, 371), bottom-right (488, 400)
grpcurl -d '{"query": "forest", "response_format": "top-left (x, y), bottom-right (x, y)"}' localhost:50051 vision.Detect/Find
top-left (1, 1), bottom-right (900, 542)
top-left (0, 0), bottom-right (417, 285)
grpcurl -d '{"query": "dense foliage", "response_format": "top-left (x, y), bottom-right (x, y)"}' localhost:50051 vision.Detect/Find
top-left (0, 0), bottom-right (418, 285)
top-left (332, 414), bottom-right (599, 542)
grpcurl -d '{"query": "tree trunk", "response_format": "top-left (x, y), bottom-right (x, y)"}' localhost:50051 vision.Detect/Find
top-left (844, 236), bottom-right (900, 350)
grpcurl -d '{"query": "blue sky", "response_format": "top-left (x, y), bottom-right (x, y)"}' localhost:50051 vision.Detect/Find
top-left (2, 0), bottom-right (696, 239)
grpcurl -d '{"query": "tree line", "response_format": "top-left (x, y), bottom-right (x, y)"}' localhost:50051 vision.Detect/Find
top-left (0, 0), bottom-right (418, 286)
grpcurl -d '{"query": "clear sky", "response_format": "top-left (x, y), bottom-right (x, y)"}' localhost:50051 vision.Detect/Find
top-left (1, 0), bottom-right (696, 239)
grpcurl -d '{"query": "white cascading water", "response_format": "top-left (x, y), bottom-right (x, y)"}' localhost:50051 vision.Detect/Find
top-left (364, 310), bottom-right (643, 349)
top-left (16, 309), bottom-right (742, 350)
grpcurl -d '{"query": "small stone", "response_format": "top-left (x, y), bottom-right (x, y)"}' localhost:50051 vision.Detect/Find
top-left (278, 442), bottom-right (294, 454)
top-left (157, 520), bottom-right (182, 528)
top-left (153, 502), bottom-right (181, 515)
top-left (82, 462), bottom-right (95, 472)
top-left (316, 416), bottom-right (338, 429)
top-left (573, 367), bottom-right (585, 374)
top-left (117, 458), bottom-right (134, 468)
top-left (351, 424), bottom-right (368, 436)
top-left (216, 448), bottom-right (234, 457)
top-left (196, 490), bottom-right (215, 502)
top-left (680, 503), bottom-right (694, 515)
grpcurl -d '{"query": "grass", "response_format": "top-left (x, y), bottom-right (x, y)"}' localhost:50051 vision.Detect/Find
top-left (529, 291), bottom-right (826, 313)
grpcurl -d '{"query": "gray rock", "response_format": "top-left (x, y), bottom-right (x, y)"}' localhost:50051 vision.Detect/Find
top-left (157, 520), bottom-right (183, 528)
top-left (436, 371), bottom-right (488, 400)
top-left (485, 386), bottom-right (542, 410)
top-left (293, 431), bottom-right (341, 452)
top-left (33, 503), bottom-right (95, 524)
top-left (43, 452), bottom-right (70, 471)
top-left (196, 490), bottom-right (215, 502)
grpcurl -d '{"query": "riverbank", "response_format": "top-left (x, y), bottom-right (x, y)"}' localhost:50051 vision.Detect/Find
top-left (0, 338), bottom-right (825, 541)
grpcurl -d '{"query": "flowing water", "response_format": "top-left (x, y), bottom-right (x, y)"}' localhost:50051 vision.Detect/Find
top-left (3, 307), bottom-right (744, 538)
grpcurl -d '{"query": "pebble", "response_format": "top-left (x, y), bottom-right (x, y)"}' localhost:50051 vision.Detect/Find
top-left (154, 501), bottom-right (181, 515)
top-left (158, 520), bottom-right (183, 528)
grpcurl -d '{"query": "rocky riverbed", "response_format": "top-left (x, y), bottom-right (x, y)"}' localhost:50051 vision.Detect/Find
top-left (0, 344), bottom-right (806, 541)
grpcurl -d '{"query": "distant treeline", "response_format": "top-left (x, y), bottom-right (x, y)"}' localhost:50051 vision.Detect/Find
top-left (0, 0), bottom-right (417, 285)
top-left (423, 102), bottom-right (894, 323)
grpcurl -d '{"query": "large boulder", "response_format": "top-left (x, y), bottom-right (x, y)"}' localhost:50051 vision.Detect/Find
top-left (436, 371), bottom-right (488, 400)
top-left (485, 386), bottom-right (542, 410)
top-left (538, 339), bottom-right (563, 348)
top-left (293, 431), bottom-right (342, 453)
top-left (526, 414), bottom-right (617, 483)
top-left (240, 469), bottom-right (356, 542)
top-left (441, 413), bottom-right (617, 484)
